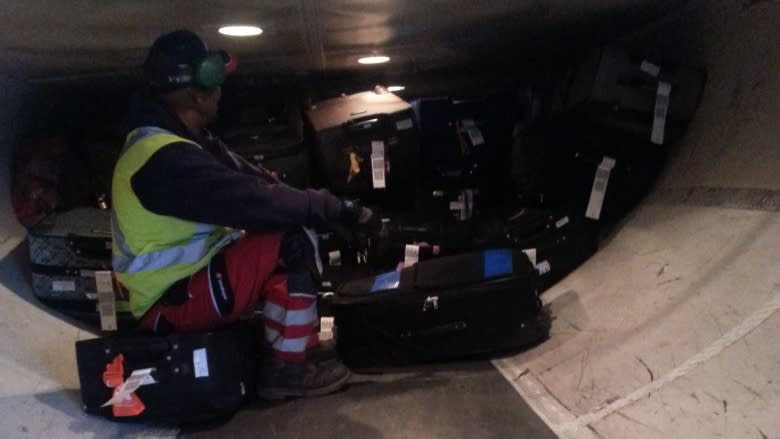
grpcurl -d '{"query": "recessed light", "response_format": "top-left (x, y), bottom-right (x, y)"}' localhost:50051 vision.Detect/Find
top-left (358, 55), bottom-right (390, 65)
top-left (387, 85), bottom-right (405, 92)
top-left (219, 25), bottom-right (263, 37)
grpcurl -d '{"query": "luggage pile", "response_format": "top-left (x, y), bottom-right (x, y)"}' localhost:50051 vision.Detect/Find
top-left (300, 45), bottom-right (704, 369)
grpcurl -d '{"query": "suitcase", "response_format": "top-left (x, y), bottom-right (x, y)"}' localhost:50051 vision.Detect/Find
top-left (305, 90), bottom-right (420, 206)
top-left (223, 103), bottom-right (311, 189)
top-left (370, 212), bottom-right (474, 270)
top-left (332, 249), bottom-right (549, 368)
top-left (475, 209), bottom-right (599, 292)
top-left (28, 207), bottom-right (133, 328)
top-left (224, 129), bottom-right (311, 189)
top-left (565, 46), bottom-right (705, 144)
top-left (546, 125), bottom-right (668, 224)
top-left (410, 97), bottom-right (465, 187)
top-left (412, 96), bottom-right (515, 211)
top-left (75, 324), bottom-right (258, 422)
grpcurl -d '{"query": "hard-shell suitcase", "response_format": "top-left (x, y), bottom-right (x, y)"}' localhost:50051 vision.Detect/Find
top-left (332, 249), bottom-right (549, 368)
top-left (565, 46), bottom-right (705, 144)
top-left (28, 207), bottom-right (133, 327)
top-left (305, 90), bottom-right (420, 206)
top-left (75, 324), bottom-right (258, 422)
top-left (475, 209), bottom-right (599, 293)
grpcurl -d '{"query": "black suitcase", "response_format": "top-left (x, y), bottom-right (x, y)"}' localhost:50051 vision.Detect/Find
top-left (28, 207), bottom-right (134, 328)
top-left (305, 90), bottom-right (420, 206)
top-left (75, 324), bottom-right (258, 423)
top-left (565, 46), bottom-right (705, 144)
top-left (412, 96), bottom-right (514, 211)
top-left (475, 209), bottom-right (599, 293)
top-left (410, 97), bottom-right (465, 187)
top-left (223, 103), bottom-right (311, 189)
top-left (332, 249), bottom-right (549, 368)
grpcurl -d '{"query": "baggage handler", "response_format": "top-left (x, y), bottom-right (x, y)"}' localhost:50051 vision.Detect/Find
top-left (112, 30), bottom-right (375, 399)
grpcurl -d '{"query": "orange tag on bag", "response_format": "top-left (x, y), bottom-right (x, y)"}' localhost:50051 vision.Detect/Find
top-left (101, 354), bottom-right (149, 417)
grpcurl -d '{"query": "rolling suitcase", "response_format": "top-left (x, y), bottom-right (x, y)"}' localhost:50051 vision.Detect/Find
top-left (475, 208), bottom-right (599, 292)
top-left (332, 249), bottom-right (549, 368)
top-left (223, 103), bottom-right (311, 189)
top-left (565, 46), bottom-right (705, 145)
top-left (75, 324), bottom-right (258, 422)
top-left (28, 207), bottom-right (134, 328)
top-left (305, 90), bottom-right (420, 207)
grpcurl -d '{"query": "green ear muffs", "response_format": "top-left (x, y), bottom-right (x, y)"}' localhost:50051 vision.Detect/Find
top-left (192, 53), bottom-right (226, 89)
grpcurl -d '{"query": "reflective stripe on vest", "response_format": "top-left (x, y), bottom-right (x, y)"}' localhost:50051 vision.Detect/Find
top-left (111, 211), bottom-right (240, 274)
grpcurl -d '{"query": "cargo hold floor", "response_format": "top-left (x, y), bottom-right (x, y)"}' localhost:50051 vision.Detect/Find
top-left (180, 363), bottom-right (556, 439)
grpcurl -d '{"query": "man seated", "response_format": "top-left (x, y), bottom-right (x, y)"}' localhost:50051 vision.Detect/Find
top-left (111, 29), bottom-right (374, 399)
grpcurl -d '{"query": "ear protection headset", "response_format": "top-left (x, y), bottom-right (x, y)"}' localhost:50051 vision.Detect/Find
top-left (146, 47), bottom-right (236, 91)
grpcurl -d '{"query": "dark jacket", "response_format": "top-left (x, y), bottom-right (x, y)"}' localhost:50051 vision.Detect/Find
top-left (124, 91), bottom-right (342, 232)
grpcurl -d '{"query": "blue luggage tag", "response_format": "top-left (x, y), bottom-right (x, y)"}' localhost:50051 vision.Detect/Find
top-left (370, 270), bottom-right (401, 293)
top-left (483, 249), bottom-right (513, 279)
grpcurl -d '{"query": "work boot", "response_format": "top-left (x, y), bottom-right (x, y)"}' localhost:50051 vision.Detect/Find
top-left (257, 356), bottom-right (351, 400)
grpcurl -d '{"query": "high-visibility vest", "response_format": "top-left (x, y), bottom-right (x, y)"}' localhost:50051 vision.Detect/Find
top-left (112, 127), bottom-right (242, 318)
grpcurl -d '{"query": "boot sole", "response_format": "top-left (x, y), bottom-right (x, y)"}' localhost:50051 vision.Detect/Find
top-left (257, 369), bottom-right (352, 400)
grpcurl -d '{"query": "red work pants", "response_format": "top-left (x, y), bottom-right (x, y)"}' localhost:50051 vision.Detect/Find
top-left (138, 233), bottom-right (319, 362)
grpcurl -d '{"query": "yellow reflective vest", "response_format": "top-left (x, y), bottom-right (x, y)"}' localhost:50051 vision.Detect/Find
top-left (112, 127), bottom-right (242, 318)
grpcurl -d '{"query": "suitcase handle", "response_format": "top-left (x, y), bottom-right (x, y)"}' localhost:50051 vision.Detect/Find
top-left (344, 115), bottom-right (383, 133)
top-left (66, 234), bottom-right (112, 259)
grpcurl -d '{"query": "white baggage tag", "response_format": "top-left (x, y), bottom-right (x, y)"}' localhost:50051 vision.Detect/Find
top-left (522, 248), bottom-right (537, 266)
top-left (320, 317), bottom-right (334, 340)
top-left (404, 244), bottom-right (420, 267)
top-left (101, 368), bottom-right (156, 407)
top-left (640, 60), bottom-right (661, 77)
top-left (395, 118), bottom-right (413, 131)
top-left (536, 260), bottom-right (551, 275)
top-left (192, 348), bottom-right (209, 378)
top-left (464, 189), bottom-right (474, 219)
top-left (95, 271), bottom-right (117, 332)
top-left (370, 140), bottom-right (386, 189)
top-left (328, 250), bottom-right (342, 266)
top-left (371, 140), bottom-right (385, 156)
top-left (651, 81), bottom-right (672, 145)
top-left (555, 216), bottom-right (570, 229)
top-left (585, 157), bottom-right (616, 221)
top-left (52, 280), bottom-right (76, 292)
top-left (466, 127), bottom-right (485, 146)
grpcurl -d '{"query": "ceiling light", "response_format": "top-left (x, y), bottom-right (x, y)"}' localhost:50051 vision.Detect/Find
top-left (387, 85), bottom-right (405, 92)
top-left (358, 55), bottom-right (390, 65)
top-left (218, 25), bottom-right (263, 37)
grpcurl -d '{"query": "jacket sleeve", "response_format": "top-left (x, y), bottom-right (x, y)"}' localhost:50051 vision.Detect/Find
top-left (129, 142), bottom-right (342, 231)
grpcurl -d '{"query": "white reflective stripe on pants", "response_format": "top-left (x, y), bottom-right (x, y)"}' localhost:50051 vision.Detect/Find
top-left (263, 301), bottom-right (316, 327)
top-left (264, 327), bottom-right (311, 354)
